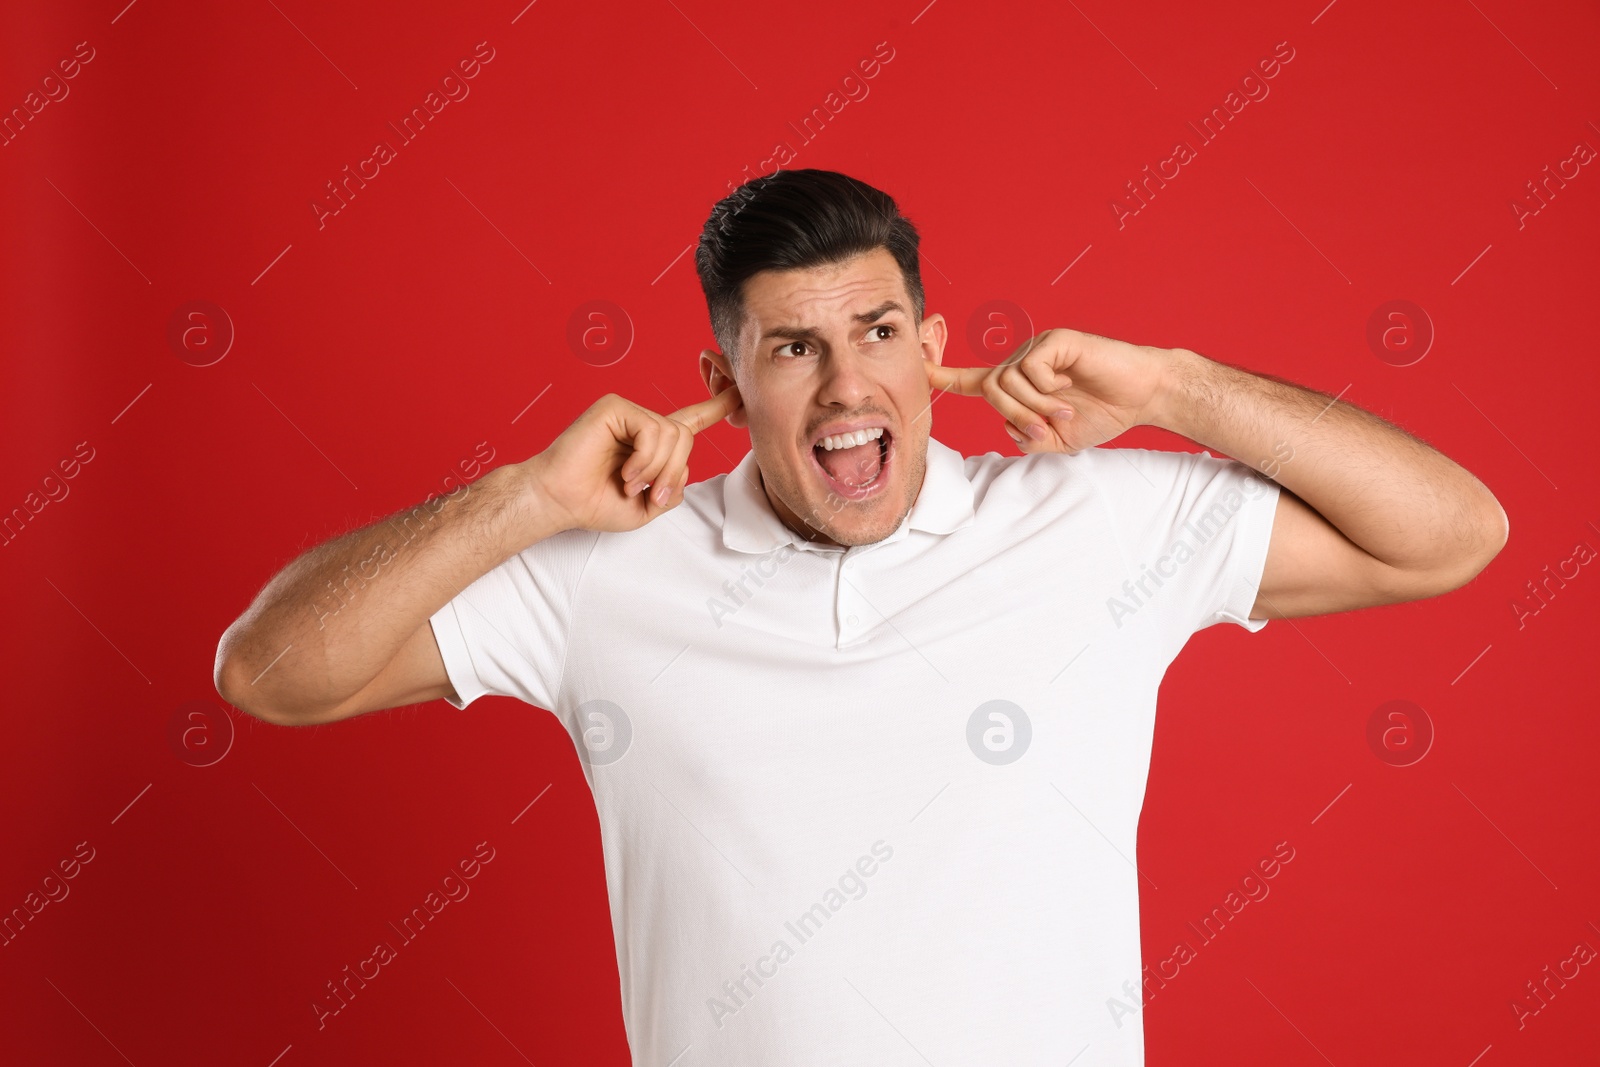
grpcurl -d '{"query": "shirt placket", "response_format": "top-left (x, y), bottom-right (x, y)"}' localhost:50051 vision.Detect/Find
top-left (836, 547), bottom-right (867, 649)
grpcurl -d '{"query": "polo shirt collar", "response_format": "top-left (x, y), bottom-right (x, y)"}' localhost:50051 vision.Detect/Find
top-left (721, 435), bottom-right (975, 553)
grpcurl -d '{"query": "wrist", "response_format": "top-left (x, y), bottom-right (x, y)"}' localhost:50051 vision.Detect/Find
top-left (491, 459), bottom-right (576, 546)
top-left (1143, 346), bottom-right (1204, 435)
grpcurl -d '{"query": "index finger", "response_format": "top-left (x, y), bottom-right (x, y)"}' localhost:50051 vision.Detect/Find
top-left (668, 381), bottom-right (743, 434)
top-left (925, 360), bottom-right (990, 397)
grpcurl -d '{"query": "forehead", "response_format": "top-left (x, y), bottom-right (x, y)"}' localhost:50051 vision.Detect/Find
top-left (738, 247), bottom-right (909, 337)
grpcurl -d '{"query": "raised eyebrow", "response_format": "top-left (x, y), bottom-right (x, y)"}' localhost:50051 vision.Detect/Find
top-left (854, 300), bottom-right (907, 325)
top-left (761, 300), bottom-right (908, 345)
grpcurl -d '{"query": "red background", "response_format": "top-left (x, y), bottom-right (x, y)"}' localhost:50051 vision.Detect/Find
top-left (3, 0), bottom-right (1597, 1063)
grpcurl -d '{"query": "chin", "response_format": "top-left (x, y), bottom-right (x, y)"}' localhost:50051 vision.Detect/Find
top-left (806, 483), bottom-right (908, 546)
top-left (818, 518), bottom-right (892, 547)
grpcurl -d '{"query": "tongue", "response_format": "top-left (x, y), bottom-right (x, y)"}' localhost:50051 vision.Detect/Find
top-left (816, 440), bottom-right (881, 487)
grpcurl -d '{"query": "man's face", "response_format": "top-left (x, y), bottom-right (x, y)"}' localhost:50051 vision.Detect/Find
top-left (700, 247), bottom-right (947, 548)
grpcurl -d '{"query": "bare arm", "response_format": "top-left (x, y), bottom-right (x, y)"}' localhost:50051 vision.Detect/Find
top-left (929, 327), bottom-right (1508, 621)
top-left (1150, 349), bottom-right (1509, 618)
top-left (214, 462), bottom-right (564, 726)
top-left (214, 386), bottom-right (742, 727)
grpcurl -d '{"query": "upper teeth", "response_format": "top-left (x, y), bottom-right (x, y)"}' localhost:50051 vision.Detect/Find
top-left (817, 427), bottom-right (885, 451)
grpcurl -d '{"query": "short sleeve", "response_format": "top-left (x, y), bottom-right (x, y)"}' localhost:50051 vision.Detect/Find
top-left (1083, 446), bottom-right (1280, 635)
top-left (428, 526), bottom-right (602, 710)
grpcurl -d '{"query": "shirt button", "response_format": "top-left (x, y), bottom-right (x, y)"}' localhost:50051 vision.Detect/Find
top-left (847, 614), bottom-right (860, 626)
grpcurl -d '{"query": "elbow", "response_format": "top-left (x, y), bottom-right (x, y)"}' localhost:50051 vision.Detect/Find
top-left (1379, 503), bottom-right (1509, 603)
top-left (1421, 500), bottom-right (1511, 597)
top-left (215, 663), bottom-right (328, 727)
top-left (214, 647), bottom-right (279, 726)
top-left (214, 625), bottom-right (304, 727)
top-left (1487, 495), bottom-right (1510, 558)
top-left (1462, 495), bottom-right (1510, 581)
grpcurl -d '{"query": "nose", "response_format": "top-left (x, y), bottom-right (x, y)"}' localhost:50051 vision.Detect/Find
top-left (815, 346), bottom-right (876, 410)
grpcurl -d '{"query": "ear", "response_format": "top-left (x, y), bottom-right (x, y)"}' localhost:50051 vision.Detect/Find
top-left (919, 312), bottom-right (948, 369)
top-left (699, 348), bottom-right (748, 429)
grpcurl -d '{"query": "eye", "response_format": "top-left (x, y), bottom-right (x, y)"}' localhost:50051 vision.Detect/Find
top-left (778, 341), bottom-right (809, 358)
top-left (868, 323), bottom-right (896, 342)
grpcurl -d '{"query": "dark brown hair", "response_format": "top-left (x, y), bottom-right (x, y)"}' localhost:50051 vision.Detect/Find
top-left (694, 169), bottom-right (924, 365)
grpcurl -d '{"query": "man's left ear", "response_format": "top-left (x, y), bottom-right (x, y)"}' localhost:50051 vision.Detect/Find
top-left (919, 312), bottom-right (947, 367)
top-left (699, 348), bottom-right (748, 429)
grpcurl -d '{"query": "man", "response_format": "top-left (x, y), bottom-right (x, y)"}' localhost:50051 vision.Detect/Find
top-left (216, 169), bottom-right (1506, 1065)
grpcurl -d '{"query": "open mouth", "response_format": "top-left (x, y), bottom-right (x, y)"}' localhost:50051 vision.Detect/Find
top-left (809, 427), bottom-right (892, 501)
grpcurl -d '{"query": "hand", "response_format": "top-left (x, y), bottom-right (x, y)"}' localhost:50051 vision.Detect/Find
top-left (525, 384), bottom-right (743, 533)
top-left (926, 327), bottom-right (1180, 453)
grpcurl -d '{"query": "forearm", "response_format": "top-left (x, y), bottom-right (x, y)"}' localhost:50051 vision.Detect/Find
top-left (216, 462), bottom-right (565, 718)
top-left (1149, 348), bottom-right (1508, 576)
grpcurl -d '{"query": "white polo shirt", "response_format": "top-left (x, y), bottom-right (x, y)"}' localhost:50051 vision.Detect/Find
top-left (429, 435), bottom-right (1280, 1066)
